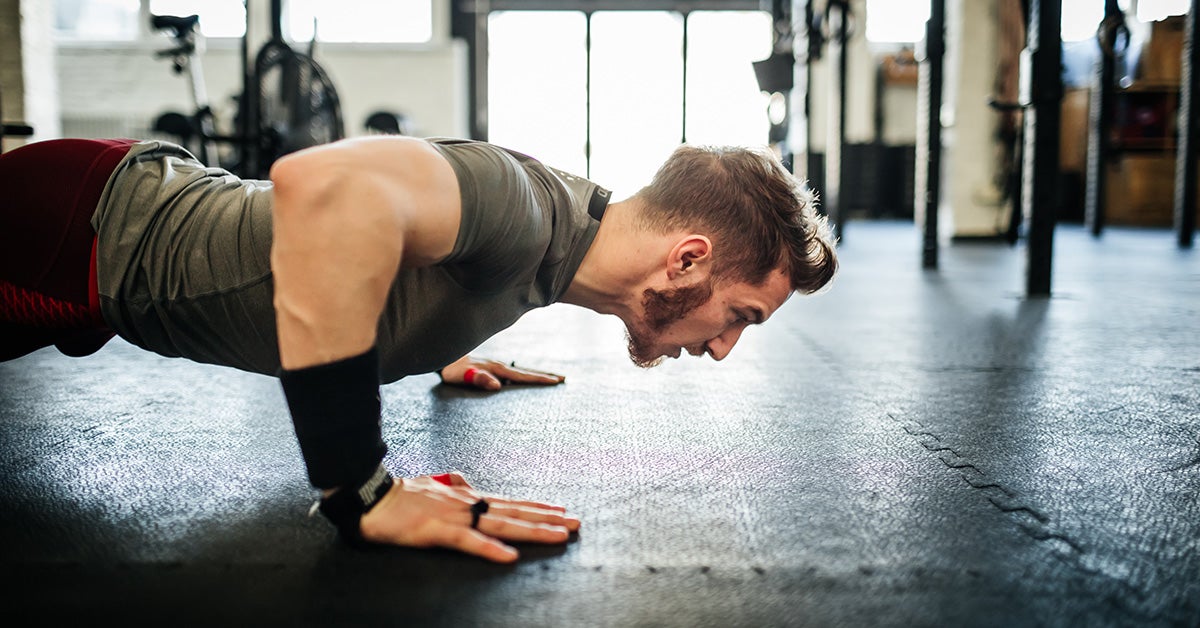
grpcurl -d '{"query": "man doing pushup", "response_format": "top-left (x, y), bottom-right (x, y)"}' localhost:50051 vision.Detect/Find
top-left (0, 135), bottom-right (837, 562)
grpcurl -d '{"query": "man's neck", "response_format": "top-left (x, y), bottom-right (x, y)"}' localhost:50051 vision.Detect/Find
top-left (561, 198), bottom-right (656, 323)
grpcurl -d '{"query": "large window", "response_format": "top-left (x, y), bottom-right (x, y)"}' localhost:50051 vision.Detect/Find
top-left (685, 11), bottom-right (773, 146)
top-left (589, 11), bottom-right (684, 196)
top-left (865, 0), bottom-right (929, 44)
top-left (1137, 0), bottom-right (1190, 21)
top-left (1061, 0), bottom-right (1126, 43)
top-left (56, 0), bottom-right (141, 41)
top-left (864, 0), bottom-right (1187, 44)
top-left (287, 0), bottom-right (433, 44)
top-left (149, 0), bottom-right (246, 38)
top-left (56, 0), bottom-right (433, 43)
top-left (487, 9), bottom-right (773, 199)
top-left (487, 11), bottom-right (588, 176)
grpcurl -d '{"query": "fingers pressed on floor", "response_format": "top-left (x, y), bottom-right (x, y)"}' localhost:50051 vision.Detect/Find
top-left (496, 364), bottom-right (564, 384)
top-left (474, 371), bottom-right (502, 390)
top-left (489, 503), bottom-right (580, 529)
top-left (483, 497), bottom-right (568, 513)
top-left (445, 472), bottom-right (473, 487)
top-left (475, 515), bottom-right (571, 544)
top-left (431, 524), bottom-right (519, 563)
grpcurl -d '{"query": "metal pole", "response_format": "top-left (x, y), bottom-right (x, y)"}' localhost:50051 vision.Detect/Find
top-left (1022, 0), bottom-right (1062, 297)
top-left (682, 12), bottom-right (689, 145)
top-left (474, 5), bottom-right (490, 141)
top-left (242, 1), bottom-right (260, 178)
top-left (1175, 0), bottom-right (1198, 248)
top-left (585, 11), bottom-right (592, 177)
top-left (1084, 0), bottom-right (1125, 237)
top-left (185, 34), bottom-right (221, 168)
top-left (238, 0), bottom-right (250, 177)
top-left (917, 0), bottom-right (945, 269)
top-left (801, 0), bottom-right (819, 187)
top-left (270, 0), bottom-right (282, 41)
top-left (450, 1), bottom-right (485, 141)
top-left (825, 0), bottom-right (849, 243)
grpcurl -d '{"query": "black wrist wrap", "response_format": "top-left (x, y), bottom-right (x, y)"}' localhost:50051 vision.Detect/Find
top-left (318, 463), bottom-right (394, 546)
top-left (279, 347), bottom-right (387, 490)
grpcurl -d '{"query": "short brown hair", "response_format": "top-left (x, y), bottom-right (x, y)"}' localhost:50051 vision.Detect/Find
top-left (635, 145), bottom-right (838, 293)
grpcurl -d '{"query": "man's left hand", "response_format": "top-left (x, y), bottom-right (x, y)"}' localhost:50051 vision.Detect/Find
top-left (439, 355), bottom-right (565, 391)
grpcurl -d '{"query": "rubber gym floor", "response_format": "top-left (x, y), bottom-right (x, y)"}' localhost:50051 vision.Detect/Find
top-left (1, 221), bottom-right (1197, 627)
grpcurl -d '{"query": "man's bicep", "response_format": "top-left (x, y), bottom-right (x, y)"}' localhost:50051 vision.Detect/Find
top-left (269, 139), bottom-right (422, 368)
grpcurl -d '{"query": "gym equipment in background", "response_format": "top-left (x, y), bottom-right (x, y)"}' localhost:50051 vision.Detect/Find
top-left (150, 1), bottom-right (343, 179)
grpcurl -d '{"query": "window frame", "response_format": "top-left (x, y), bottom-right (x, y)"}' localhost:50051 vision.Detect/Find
top-left (474, 1), bottom-right (775, 178)
top-left (54, 0), bottom-right (444, 49)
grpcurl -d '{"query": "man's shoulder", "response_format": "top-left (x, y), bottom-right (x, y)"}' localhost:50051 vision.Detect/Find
top-left (424, 137), bottom-right (537, 174)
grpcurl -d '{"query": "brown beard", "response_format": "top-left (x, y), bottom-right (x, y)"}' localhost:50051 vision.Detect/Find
top-left (625, 279), bottom-right (714, 368)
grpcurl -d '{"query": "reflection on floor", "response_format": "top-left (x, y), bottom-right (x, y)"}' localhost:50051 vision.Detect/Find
top-left (1, 221), bottom-right (1197, 626)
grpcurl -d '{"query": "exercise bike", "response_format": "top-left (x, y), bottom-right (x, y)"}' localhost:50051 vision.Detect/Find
top-left (150, 4), bottom-right (344, 178)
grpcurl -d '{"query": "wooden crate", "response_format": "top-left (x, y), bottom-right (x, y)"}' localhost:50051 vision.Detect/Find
top-left (1140, 16), bottom-right (1184, 84)
top-left (1105, 154), bottom-right (1200, 226)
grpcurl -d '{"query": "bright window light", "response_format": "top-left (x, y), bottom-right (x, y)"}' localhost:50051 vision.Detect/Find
top-left (149, 0), bottom-right (246, 38)
top-left (865, 0), bottom-right (930, 43)
top-left (589, 11), bottom-right (685, 199)
top-left (55, 0), bottom-right (140, 40)
top-left (488, 10), bottom-right (777, 198)
top-left (488, 11), bottom-right (588, 176)
top-left (685, 11), bottom-right (773, 147)
top-left (1061, 0), bottom-right (1106, 42)
top-left (1138, 0), bottom-right (1190, 22)
top-left (287, 0), bottom-right (432, 43)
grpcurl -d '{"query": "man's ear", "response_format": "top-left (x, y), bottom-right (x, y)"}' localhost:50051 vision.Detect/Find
top-left (666, 235), bottom-right (713, 280)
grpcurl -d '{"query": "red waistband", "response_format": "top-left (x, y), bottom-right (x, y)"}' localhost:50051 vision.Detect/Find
top-left (89, 235), bottom-right (102, 322)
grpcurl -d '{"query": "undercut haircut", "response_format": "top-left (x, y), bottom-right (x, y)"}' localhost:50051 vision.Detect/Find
top-left (634, 145), bottom-right (838, 294)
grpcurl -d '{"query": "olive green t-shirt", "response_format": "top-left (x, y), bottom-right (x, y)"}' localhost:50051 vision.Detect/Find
top-left (90, 139), bottom-right (607, 383)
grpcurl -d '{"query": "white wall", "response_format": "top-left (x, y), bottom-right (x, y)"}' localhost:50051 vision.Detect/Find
top-left (55, 0), bottom-right (467, 142)
top-left (56, 42), bottom-right (467, 139)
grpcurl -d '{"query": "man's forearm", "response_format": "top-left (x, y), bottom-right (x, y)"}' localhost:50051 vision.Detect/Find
top-left (279, 346), bottom-right (387, 490)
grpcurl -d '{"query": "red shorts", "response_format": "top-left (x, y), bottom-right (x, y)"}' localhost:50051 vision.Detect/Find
top-left (0, 138), bottom-right (138, 360)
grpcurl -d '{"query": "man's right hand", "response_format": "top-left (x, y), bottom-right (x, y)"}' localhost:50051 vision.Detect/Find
top-left (358, 472), bottom-right (581, 563)
top-left (439, 355), bottom-right (566, 391)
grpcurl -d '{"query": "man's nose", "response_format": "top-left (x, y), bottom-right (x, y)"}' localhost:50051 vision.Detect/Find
top-left (707, 326), bottom-right (745, 361)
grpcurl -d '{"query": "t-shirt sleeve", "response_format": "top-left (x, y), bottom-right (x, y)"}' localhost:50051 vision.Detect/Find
top-left (426, 139), bottom-right (552, 294)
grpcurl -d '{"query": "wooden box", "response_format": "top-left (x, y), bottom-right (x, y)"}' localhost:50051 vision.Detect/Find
top-left (1140, 16), bottom-right (1184, 84)
top-left (1105, 154), bottom-right (1200, 226)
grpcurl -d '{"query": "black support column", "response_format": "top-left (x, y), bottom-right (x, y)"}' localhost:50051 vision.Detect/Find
top-left (451, 2), bottom-right (488, 141)
top-left (1084, 0), bottom-right (1126, 237)
top-left (1176, 0), bottom-right (1198, 248)
top-left (799, 0), bottom-right (820, 189)
top-left (916, 0), bottom-right (945, 269)
top-left (824, 0), bottom-right (850, 243)
top-left (1021, 0), bottom-right (1062, 297)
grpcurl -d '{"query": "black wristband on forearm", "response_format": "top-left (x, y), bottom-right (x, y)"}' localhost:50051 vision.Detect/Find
top-left (279, 346), bottom-right (388, 490)
top-left (317, 462), bottom-right (394, 546)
